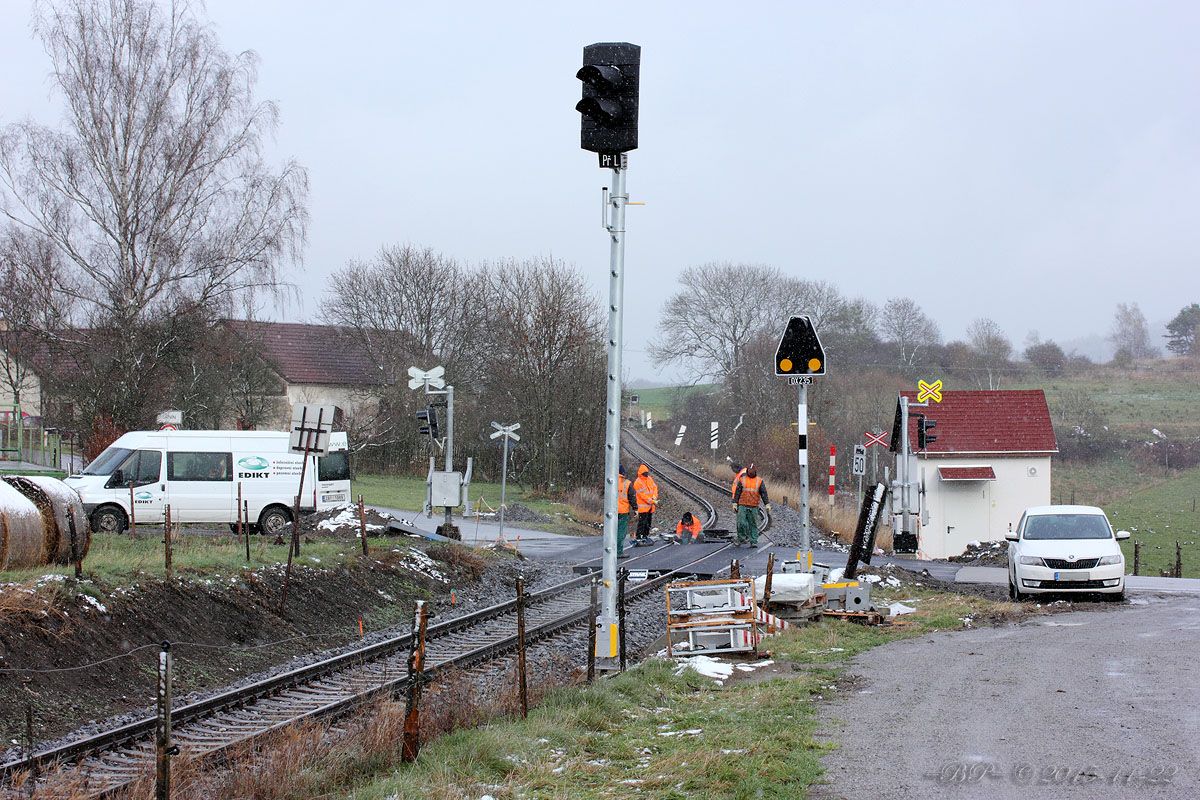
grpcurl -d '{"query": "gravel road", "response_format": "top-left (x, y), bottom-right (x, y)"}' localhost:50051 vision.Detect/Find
top-left (816, 594), bottom-right (1200, 799)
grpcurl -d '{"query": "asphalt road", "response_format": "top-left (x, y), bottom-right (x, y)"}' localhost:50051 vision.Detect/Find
top-left (816, 594), bottom-right (1200, 799)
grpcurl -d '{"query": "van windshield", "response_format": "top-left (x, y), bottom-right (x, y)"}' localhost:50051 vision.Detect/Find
top-left (82, 447), bottom-right (134, 476)
top-left (1024, 514), bottom-right (1112, 540)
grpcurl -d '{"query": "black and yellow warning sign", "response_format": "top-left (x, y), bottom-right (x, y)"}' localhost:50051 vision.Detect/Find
top-left (774, 315), bottom-right (826, 377)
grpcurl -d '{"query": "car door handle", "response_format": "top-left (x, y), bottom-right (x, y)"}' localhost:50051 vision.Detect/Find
top-left (161, 484), bottom-right (165, 491)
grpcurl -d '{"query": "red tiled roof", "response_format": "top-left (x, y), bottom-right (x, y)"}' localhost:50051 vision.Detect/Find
top-left (938, 466), bottom-right (997, 481)
top-left (223, 320), bottom-right (389, 387)
top-left (890, 390), bottom-right (1057, 455)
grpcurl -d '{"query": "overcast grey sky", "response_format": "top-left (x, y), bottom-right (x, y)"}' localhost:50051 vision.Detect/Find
top-left (1, 0), bottom-right (1196, 379)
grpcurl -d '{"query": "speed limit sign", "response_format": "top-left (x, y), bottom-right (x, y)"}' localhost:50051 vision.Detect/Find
top-left (852, 444), bottom-right (867, 476)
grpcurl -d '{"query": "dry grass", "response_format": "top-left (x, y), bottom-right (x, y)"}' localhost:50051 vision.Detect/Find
top-left (425, 542), bottom-right (489, 581)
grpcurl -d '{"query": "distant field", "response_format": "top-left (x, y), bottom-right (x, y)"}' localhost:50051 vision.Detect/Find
top-left (631, 383), bottom-right (718, 420)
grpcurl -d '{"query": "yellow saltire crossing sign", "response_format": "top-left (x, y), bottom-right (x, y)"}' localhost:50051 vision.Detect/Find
top-left (917, 379), bottom-right (943, 403)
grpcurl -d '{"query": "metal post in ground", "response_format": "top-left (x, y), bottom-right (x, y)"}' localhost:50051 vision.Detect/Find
top-left (498, 433), bottom-right (510, 543)
top-left (163, 505), bottom-right (173, 579)
top-left (401, 601), bottom-right (429, 762)
top-left (516, 574), bottom-right (528, 718)
top-left (155, 641), bottom-right (174, 800)
top-left (67, 508), bottom-right (82, 579)
top-left (444, 384), bottom-right (456, 537)
top-left (587, 576), bottom-right (598, 684)
top-left (617, 567), bottom-right (628, 672)
top-left (359, 494), bottom-right (369, 556)
top-left (597, 160), bottom-right (629, 669)
top-left (798, 383), bottom-right (810, 561)
top-left (1133, 541), bottom-right (1141, 576)
top-left (1175, 541), bottom-right (1183, 579)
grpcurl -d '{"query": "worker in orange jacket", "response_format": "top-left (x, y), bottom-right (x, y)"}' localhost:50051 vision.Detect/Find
top-left (732, 466), bottom-right (770, 546)
top-left (616, 465), bottom-right (637, 558)
top-left (633, 464), bottom-right (658, 542)
top-left (675, 511), bottom-right (703, 544)
top-left (730, 461), bottom-right (748, 498)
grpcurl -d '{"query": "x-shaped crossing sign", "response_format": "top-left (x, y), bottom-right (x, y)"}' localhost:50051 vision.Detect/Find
top-left (863, 431), bottom-right (889, 448)
top-left (917, 379), bottom-right (943, 403)
top-left (490, 421), bottom-right (521, 442)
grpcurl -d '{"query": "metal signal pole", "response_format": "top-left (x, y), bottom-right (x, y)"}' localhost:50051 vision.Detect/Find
top-left (598, 157), bottom-right (628, 665)
top-left (798, 383), bottom-right (810, 560)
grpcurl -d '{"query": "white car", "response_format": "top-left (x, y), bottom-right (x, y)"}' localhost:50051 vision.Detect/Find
top-left (1006, 505), bottom-right (1129, 600)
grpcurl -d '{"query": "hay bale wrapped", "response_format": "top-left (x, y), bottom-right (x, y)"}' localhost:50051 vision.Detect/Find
top-left (0, 480), bottom-right (46, 570)
top-left (19, 476), bottom-right (92, 563)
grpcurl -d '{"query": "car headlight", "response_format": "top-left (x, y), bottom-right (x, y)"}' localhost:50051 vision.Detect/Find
top-left (1097, 554), bottom-right (1122, 566)
top-left (1018, 556), bottom-right (1044, 566)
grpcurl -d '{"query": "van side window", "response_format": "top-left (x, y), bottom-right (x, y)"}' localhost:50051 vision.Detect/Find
top-left (132, 450), bottom-right (162, 485)
top-left (168, 452), bottom-right (232, 482)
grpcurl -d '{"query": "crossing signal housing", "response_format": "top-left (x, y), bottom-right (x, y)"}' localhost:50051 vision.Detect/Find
top-left (576, 42), bottom-right (640, 154)
top-left (917, 415), bottom-right (938, 450)
top-left (416, 406), bottom-right (440, 440)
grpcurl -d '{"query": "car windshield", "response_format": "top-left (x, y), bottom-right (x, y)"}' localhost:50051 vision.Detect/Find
top-left (1024, 514), bottom-right (1112, 540)
top-left (82, 447), bottom-right (134, 476)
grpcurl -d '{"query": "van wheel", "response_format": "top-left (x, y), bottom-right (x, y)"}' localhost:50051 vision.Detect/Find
top-left (258, 506), bottom-right (293, 537)
top-left (91, 505), bottom-right (128, 534)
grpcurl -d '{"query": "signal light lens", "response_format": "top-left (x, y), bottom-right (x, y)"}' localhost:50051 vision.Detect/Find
top-left (779, 358), bottom-right (793, 372)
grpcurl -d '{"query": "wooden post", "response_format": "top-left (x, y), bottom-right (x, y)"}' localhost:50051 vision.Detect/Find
top-left (516, 575), bottom-right (528, 718)
top-left (129, 485), bottom-right (137, 538)
top-left (586, 576), bottom-right (598, 684)
top-left (359, 494), bottom-right (368, 556)
top-left (1175, 541), bottom-right (1183, 579)
top-left (401, 601), bottom-right (429, 762)
top-left (618, 567), bottom-right (628, 672)
top-left (763, 552), bottom-right (776, 611)
top-left (163, 505), bottom-right (173, 579)
top-left (291, 490), bottom-right (302, 558)
top-left (730, 559), bottom-right (741, 579)
top-left (155, 641), bottom-right (174, 800)
top-left (1133, 541), bottom-right (1141, 576)
top-left (24, 704), bottom-right (35, 799)
top-left (67, 509), bottom-right (82, 579)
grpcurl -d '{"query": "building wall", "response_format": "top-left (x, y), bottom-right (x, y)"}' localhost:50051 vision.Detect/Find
top-left (280, 384), bottom-right (380, 430)
top-left (0, 349), bottom-right (42, 417)
top-left (918, 456), bottom-right (1052, 559)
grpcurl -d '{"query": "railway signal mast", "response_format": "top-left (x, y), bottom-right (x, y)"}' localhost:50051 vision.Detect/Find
top-left (774, 315), bottom-right (827, 565)
top-left (576, 41), bottom-right (640, 667)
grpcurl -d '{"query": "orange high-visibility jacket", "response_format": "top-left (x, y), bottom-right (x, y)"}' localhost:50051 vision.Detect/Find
top-left (735, 475), bottom-right (764, 507)
top-left (675, 516), bottom-right (703, 540)
top-left (617, 475), bottom-right (635, 514)
top-left (633, 465), bottom-right (658, 513)
top-left (730, 468), bottom-right (747, 499)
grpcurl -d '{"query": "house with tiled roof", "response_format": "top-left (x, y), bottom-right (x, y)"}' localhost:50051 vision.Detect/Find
top-left (889, 389), bottom-right (1057, 559)
top-left (220, 320), bottom-right (393, 430)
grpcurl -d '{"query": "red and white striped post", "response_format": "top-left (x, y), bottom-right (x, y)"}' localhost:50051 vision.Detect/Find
top-left (828, 445), bottom-right (837, 507)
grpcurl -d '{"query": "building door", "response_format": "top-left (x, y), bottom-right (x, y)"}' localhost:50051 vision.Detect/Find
top-left (940, 481), bottom-right (992, 556)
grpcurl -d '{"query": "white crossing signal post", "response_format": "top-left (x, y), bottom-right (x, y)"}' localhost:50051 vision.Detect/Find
top-left (409, 365), bottom-right (457, 537)
top-left (489, 422), bottom-right (521, 543)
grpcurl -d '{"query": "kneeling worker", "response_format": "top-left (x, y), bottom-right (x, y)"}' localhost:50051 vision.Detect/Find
top-left (732, 467), bottom-right (770, 546)
top-left (675, 511), bottom-right (703, 544)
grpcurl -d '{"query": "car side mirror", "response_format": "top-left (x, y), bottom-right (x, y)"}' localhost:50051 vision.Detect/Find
top-left (1116, 530), bottom-right (1131, 540)
top-left (1005, 530), bottom-right (1019, 542)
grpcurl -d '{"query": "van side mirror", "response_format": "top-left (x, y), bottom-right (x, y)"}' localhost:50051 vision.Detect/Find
top-left (1116, 530), bottom-right (1131, 540)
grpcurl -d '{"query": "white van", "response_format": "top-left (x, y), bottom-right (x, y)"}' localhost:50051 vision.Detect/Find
top-left (64, 430), bottom-right (351, 536)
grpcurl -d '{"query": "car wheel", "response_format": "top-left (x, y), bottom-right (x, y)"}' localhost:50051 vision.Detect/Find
top-left (1008, 574), bottom-right (1017, 600)
top-left (91, 504), bottom-right (128, 534)
top-left (1011, 571), bottom-right (1026, 601)
top-left (1106, 590), bottom-right (1126, 603)
top-left (258, 506), bottom-right (293, 538)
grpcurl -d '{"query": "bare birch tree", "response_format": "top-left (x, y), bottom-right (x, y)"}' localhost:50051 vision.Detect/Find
top-left (0, 0), bottom-right (307, 428)
top-left (880, 297), bottom-right (941, 367)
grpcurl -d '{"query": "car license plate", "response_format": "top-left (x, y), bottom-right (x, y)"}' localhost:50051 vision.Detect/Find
top-left (1054, 570), bottom-right (1088, 582)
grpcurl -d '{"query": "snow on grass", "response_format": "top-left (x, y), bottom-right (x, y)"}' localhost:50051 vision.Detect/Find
top-left (398, 546), bottom-right (448, 583)
top-left (316, 505), bottom-right (389, 533)
top-left (80, 594), bottom-right (108, 614)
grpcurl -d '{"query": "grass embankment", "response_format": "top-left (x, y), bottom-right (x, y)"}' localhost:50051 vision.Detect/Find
top-left (282, 591), bottom-right (1021, 799)
top-left (0, 531), bottom-right (397, 585)
top-left (354, 474), bottom-right (598, 534)
top-left (1104, 465), bottom-right (1200, 578)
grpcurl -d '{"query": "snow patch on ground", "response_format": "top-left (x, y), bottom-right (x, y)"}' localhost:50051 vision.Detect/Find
top-left (398, 546), bottom-right (448, 583)
top-left (673, 655), bottom-right (775, 685)
top-left (316, 505), bottom-right (388, 533)
top-left (80, 595), bottom-right (108, 614)
top-left (887, 602), bottom-right (916, 617)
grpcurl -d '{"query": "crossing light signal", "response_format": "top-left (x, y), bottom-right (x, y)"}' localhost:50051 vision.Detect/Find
top-left (917, 415), bottom-right (938, 450)
top-left (576, 42), bottom-right (640, 154)
top-left (774, 315), bottom-right (827, 377)
top-left (416, 406), bottom-right (440, 440)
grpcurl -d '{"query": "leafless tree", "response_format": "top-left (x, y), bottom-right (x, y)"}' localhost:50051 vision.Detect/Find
top-left (1108, 302), bottom-right (1158, 362)
top-left (966, 317), bottom-right (1013, 389)
top-left (880, 297), bottom-right (940, 367)
top-left (0, 0), bottom-right (307, 428)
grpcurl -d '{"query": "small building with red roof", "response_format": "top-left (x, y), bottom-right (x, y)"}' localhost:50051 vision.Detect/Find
top-left (889, 389), bottom-right (1057, 559)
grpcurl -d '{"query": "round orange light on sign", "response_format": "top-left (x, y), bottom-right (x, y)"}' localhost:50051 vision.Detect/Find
top-left (808, 358), bottom-right (822, 371)
top-left (779, 358), bottom-right (793, 372)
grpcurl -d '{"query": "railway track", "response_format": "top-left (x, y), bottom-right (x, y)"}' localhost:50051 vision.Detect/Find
top-left (1, 542), bottom-right (725, 798)
top-left (623, 427), bottom-right (770, 535)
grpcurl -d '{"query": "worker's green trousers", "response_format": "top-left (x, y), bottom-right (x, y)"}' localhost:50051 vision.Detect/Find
top-left (617, 512), bottom-right (631, 556)
top-left (736, 505), bottom-right (759, 545)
